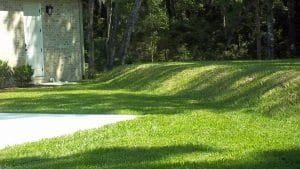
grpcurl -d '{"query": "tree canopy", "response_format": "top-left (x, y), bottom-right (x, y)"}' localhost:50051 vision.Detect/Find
top-left (82, 0), bottom-right (300, 72)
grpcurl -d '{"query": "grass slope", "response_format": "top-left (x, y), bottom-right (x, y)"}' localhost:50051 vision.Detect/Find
top-left (0, 60), bottom-right (299, 169)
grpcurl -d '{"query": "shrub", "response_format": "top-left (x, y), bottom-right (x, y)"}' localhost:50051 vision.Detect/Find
top-left (0, 60), bottom-right (13, 88)
top-left (175, 44), bottom-right (192, 61)
top-left (13, 64), bottom-right (33, 87)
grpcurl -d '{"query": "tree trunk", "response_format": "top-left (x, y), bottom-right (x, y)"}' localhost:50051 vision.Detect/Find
top-left (224, 11), bottom-right (242, 51)
top-left (119, 0), bottom-right (143, 65)
top-left (106, 1), bottom-right (119, 70)
top-left (221, 6), bottom-right (226, 29)
top-left (255, 0), bottom-right (262, 59)
top-left (88, 0), bottom-right (95, 77)
top-left (106, 0), bottom-right (113, 69)
top-left (287, 0), bottom-right (296, 56)
top-left (266, 0), bottom-right (274, 59)
top-left (98, 0), bottom-right (103, 15)
top-left (166, 0), bottom-right (176, 21)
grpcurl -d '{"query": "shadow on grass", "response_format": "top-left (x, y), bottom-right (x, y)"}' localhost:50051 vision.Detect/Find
top-left (93, 60), bottom-right (300, 91)
top-left (0, 60), bottom-right (299, 116)
top-left (98, 61), bottom-right (299, 116)
top-left (0, 144), bottom-right (217, 168)
top-left (0, 92), bottom-right (227, 114)
top-left (1, 145), bottom-right (299, 169)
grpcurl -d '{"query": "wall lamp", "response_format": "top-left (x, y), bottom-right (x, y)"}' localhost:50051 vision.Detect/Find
top-left (46, 5), bottom-right (54, 16)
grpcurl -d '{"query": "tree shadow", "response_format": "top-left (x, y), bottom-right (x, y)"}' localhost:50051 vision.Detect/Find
top-left (0, 92), bottom-right (223, 114)
top-left (92, 61), bottom-right (299, 94)
top-left (93, 61), bottom-right (300, 116)
top-left (0, 144), bottom-right (218, 168)
top-left (94, 63), bottom-right (202, 91)
top-left (0, 60), bottom-right (299, 116)
top-left (172, 63), bottom-right (299, 115)
top-left (1, 145), bottom-right (299, 169)
top-left (41, 1), bottom-right (84, 81)
top-left (0, 9), bottom-right (26, 68)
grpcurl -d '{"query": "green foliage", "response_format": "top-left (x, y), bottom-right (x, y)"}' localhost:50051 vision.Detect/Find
top-left (13, 64), bottom-right (33, 87)
top-left (84, 0), bottom-right (300, 69)
top-left (0, 60), bottom-right (12, 87)
top-left (84, 62), bottom-right (97, 79)
top-left (175, 44), bottom-right (192, 61)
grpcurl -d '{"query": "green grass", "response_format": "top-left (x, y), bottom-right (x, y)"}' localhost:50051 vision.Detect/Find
top-left (0, 60), bottom-right (299, 169)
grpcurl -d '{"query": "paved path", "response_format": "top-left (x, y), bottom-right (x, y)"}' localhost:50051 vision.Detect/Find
top-left (0, 113), bottom-right (136, 149)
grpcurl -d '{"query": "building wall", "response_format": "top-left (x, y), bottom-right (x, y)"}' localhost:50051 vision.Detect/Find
top-left (42, 0), bottom-right (83, 81)
top-left (0, 0), bottom-right (84, 82)
top-left (0, 1), bottom-right (26, 67)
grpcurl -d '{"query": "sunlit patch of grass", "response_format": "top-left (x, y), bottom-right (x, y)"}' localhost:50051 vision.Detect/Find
top-left (0, 112), bottom-right (299, 169)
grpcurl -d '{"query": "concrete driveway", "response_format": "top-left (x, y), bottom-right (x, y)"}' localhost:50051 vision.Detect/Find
top-left (0, 113), bottom-right (136, 149)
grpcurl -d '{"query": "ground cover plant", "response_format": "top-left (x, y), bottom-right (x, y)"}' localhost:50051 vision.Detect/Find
top-left (0, 60), bottom-right (299, 169)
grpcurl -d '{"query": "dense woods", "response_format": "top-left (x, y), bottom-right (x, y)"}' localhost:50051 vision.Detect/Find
top-left (82, 0), bottom-right (300, 72)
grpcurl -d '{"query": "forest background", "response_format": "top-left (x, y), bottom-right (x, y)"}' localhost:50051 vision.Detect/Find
top-left (82, 0), bottom-right (300, 75)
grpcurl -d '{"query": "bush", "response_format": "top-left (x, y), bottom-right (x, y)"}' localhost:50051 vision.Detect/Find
top-left (13, 64), bottom-right (33, 87)
top-left (0, 60), bottom-right (13, 88)
top-left (175, 44), bottom-right (192, 61)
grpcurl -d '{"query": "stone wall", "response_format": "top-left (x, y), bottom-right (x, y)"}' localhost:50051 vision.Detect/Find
top-left (0, 0), bottom-right (84, 82)
top-left (41, 0), bottom-right (83, 81)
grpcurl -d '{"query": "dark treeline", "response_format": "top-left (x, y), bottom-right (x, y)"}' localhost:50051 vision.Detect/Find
top-left (82, 0), bottom-right (300, 73)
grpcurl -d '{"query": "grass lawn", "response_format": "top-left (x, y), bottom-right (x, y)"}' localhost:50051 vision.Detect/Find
top-left (0, 60), bottom-right (299, 169)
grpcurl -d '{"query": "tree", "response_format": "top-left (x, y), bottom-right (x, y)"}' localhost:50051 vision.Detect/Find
top-left (118, 0), bottom-right (143, 65)
top-left (97, 0), bottom-right (103, 14)
top-left (106, 1), bottom-right (119, 70)
top-left (266, 0), bottom-right (274, 59)
top-left (82, 0), bottom-right (296, 69)
top-left (165, 0), bottom-right (176, 21)
top-left (255, 0), bottom-right (262, 59)
top-left (88, 0), bottom-right (95, 77)
top-left (287, 0), bottom-right (296, 56)
top-left (106, 0), bottom-right (113, 69)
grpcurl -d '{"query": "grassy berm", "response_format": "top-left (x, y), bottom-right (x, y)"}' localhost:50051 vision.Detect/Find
top-left (0, 60), bottom-right (299, 169)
